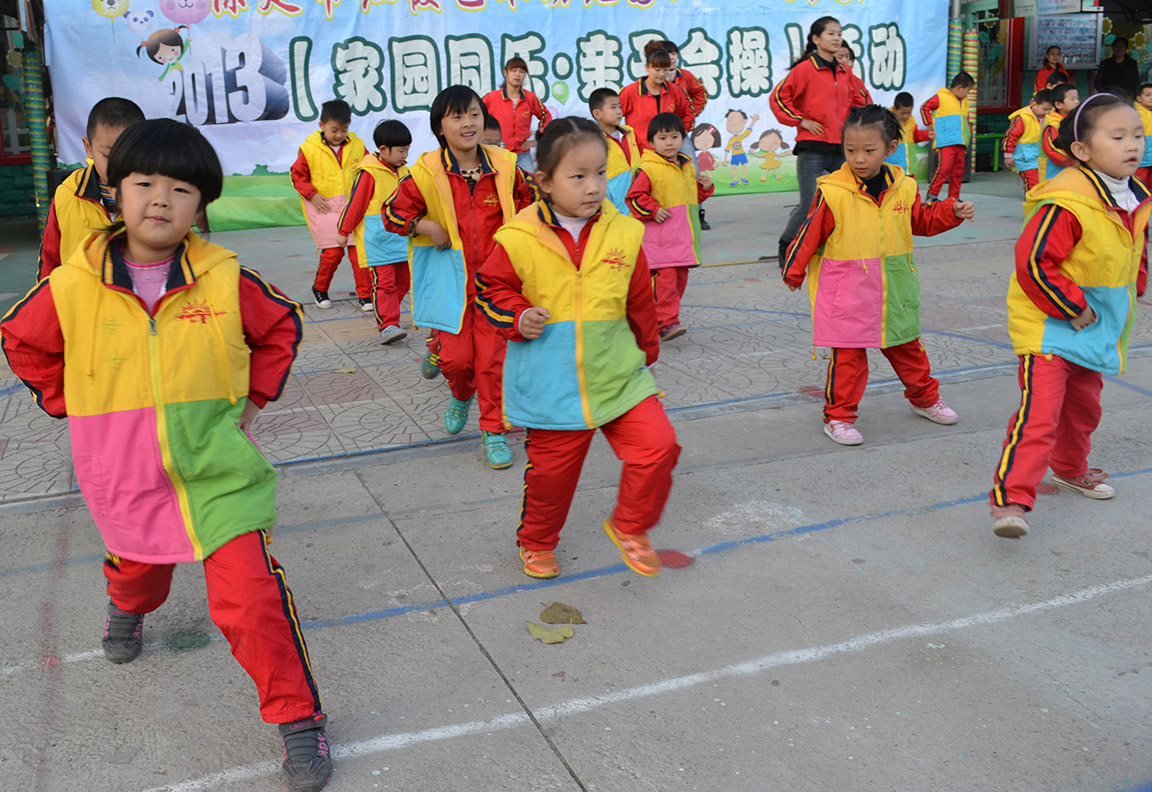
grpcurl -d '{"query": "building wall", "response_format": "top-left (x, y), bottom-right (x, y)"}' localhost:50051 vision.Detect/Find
top-left (0, 164), bottom-right (34, 220)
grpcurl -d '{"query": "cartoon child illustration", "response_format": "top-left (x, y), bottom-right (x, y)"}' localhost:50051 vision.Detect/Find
top-left (750, 129), bottom-right (791, 182)
top-left (691, 123), bottom-right (721, 175)
top-left (137, 26), bottom-right (190, 82)
top-left (723, 109), bottom-right (759, 186)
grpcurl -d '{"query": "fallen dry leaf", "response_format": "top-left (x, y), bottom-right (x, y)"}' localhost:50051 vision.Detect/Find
top-left (334, 365), bottom-right (357, 374)
top-left (540, 602), bottom-right (586, 624)
top-left (526, 621), bottom-right (573, 644)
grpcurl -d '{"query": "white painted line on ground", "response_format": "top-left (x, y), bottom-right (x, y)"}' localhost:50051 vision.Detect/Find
top-left (138, 573), bottom-right (1152, 791)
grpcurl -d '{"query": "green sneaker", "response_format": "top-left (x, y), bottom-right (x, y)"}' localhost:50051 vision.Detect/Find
top-left (482, 431), bottom-right (514, 469)
top-left (444, 396), bottom-right (473, 435)
top-left (420, 348), bottom-right (441, 379)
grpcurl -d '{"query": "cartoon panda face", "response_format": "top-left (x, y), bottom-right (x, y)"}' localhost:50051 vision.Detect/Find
top-left (124, 9), bottom-right (156, 34)
top-left (91, 0), bottom-right (129, 18)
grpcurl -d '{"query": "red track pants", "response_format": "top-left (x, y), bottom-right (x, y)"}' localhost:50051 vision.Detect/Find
top-left (653, 266), bottom-right (690, 330)
top-left (1018, 169), bottom-right (1039, 193)
top-left (313, 245), bottom-right (372, 298)
top-left (991, 354), bottom-right (1103, 510)
top-left (429, 302), bottom-right (506, 433)
top-left (369, 262), bottom-right (411, 330)
top-left (517, 395), bottom-right (680, 551)
top-left (824, 340), bottom-right (940, 424)
top-left (103, 530), bottom-right (322, 724)
top-left (928, 144), bottom-right (966, 200)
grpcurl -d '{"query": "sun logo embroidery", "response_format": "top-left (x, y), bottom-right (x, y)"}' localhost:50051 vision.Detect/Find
top-left (482, 192), bottom-right (501, 207)
top-left (601, 247), bottom-right (629, 271)
top-left (176, 300), bottom-right (226, 324)
top-left (891, 199), bottom-right (911, 215)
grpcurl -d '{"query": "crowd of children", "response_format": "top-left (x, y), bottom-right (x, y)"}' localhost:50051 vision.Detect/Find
top-left (2, 16), bottom-right (1149, 792)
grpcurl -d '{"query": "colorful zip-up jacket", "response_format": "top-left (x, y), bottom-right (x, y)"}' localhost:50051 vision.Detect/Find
top-left (1039, 111), bottom-right (1075, 181)
top-left (885, 114), bottom-right (932, 173)
top-left (920, 88), bottom-right (970, 149)
top-left (782, 163), bottom-right (963, 349)
top-left (1008, 166), bottom-right (1150, 375)
top-left (770, 55), bottom-right (859, 146)
top-left (625, 149), bottom-right (713, 269)
top-left (37, 165), bottom-right (114, 281)
top-left (477, 200), bottom-right (660, 430)
top-left (292, 130), bottom-right (367, 249)
top-left (605, 125), bottom-right (641, 215)
top-left (338, 154), bottom-right (410, 268)
top-left (1003, 107), bottom-right (1045, 174)
top-left (1136, 102), bottom-right (1152, 169)
top-left (0, 230), bottom-right (303, 564)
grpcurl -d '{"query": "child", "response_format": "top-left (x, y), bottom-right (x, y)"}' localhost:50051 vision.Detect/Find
top-left (0, 119), bottom-right (330, 792)
top-left (37, 97), bottom-right (145, 281)
top-left (782, 105), bottom-right (975, 446)
top-left (336, 119), bottom-right (412, 345)
top-left (480, 114), bottom-right (504, 148)
top-left (589, 87), bottom-right (640, 215)
top-left (482, 57), bottom-right (552, 171)
top-left (626, 113), bottom-right (714, 341)
top-left (920, 71), bottom-right (974, 203)
top-left (692, 123), bottom-right (721, 175)
top-left (1039, 83), bottom-right (1080, 181)
top-left (619, 46), bottom-right (695, 154)
top-left (1003, 89), bottom-right (1053, 193)
top-left (383, 85), bottom-right (536, 469)
top-left (989, 94), bottom-right (1149, 538)
top-left (723, 108), bottom-right (760, 185)
top-left (290, 98), bottom-right (372, 310)
top-left (476, 117), bottom-right (680, 580)
top-left (886, 92), bottom-right (932, 176)
top-left (751, 129), bottom-right (791, 182)
top-left (1135, 83), bottom-right (1152, 186)
top-left (837, 43), bottom-right (873, 105)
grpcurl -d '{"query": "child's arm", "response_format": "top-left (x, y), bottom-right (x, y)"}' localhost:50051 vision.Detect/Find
top-left (919, 94), bottom-right (940, 129)
top-left (627, 247), bottom-right (661, 365)
top-left (913, 127), bottom-right (932, 144)
top-left (514, 167), bottom-right (539, 211)
top-left (383, 175), bottom-right (449, 247)
top-left (781, 192), bottom-right (835, 290)
top-left (625, 172), bottom-right (668, 222)
top-left (476, 244), bottom-right (535, 342)
top-left (0, 281), bottom-right (67, 418)
top-left (37, 202), bottom-right (63, 281)
top-left (909, 193), bottom-right (970, 236)
top-left (1041, 125), bottom-right (1076, 167)
top-left (1013, 206), bottom-right (1089, 322)
top-left (336, 169), bottom-right (376, 245)
top-left (290, 149), bottom-right (330, 213)
top-left (696, 173), bottom-right (715, 203)
top-left (238, 267), bottom-right (304, 409)
top-left (1002, 116), bottom-right (1025, 169)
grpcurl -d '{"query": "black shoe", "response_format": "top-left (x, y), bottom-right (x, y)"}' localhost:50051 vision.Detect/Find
top-left (102, 601), bottom-right (144, 664)
top-left (279, 713), bottom-right (332, 792)
top-left (357, 297), bottom-right (373, 312)
top-left (311, 288), bottom-right (332, 309)
top-left (699, 207), bottom-right (711, 231)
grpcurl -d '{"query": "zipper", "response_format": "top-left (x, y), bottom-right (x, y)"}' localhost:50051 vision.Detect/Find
top-left (572, 268), bottom-right (592, 427)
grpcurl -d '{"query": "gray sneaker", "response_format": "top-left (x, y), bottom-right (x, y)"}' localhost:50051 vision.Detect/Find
top-left (102, 601), bottom-right (144, 664)
top-left (279, 713), bottom-right (332, 792)
top-left (379, 325), bottom-right (408, 345)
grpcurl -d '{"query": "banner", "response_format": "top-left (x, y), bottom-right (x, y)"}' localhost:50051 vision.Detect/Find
top-left (46, 0), bottom-right (948, 230)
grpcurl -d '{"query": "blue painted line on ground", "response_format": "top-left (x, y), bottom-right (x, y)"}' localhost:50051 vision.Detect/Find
top-left (0, 383), bottom-right (23, 397)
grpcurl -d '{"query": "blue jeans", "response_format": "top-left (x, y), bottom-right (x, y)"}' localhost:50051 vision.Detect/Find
top-left (516, 150), bottom-right (536, 173)
top-left (780, 149), bottom-right (845, 245)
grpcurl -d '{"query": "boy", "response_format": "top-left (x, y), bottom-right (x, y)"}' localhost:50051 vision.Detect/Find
top-left (1039, 83), bottom-right (1079, 182)
top-left (886, 92), bottom-right (933, 176)
top-left (1003, 89), bottom-right (1053, 193)
top-left (480, 115), bottom-right (503, 148)
top-left (37, 97), bottom-right (144, 281)
top-left (626, 113), bottom-right (714, 341)
top-left (723, 108), bottom-right (760, 186)
top-left (920, 71), bottom-right (974, 203)
top-left (619, 47), bottom-right (695, 154)
top-left (290, 99), bottom-right (372, 310)
top-left (336, 119), bottom-right (413, 345)
top-left (1136, 83), bottom-right (1152, 186)
top-left (590, 87), bottom-right (641, 215)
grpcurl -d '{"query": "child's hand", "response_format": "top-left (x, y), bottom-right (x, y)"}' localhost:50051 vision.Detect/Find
top-left (751, 114), bottom-right (761, 124)
top-left (698, 172), bottom-right (713, 190)
top-left (335, 234), bottom-right (348, 247)
top-left (786, 281), bottom-right (801, 292)
top-left (1003, 153), bottom-right (1014, 169)
top-left (238, 400), bottom-right (261, 433)
top-left (309, 194), bottom-right (331, 214)
top-left (1071, 305), bottom-right (1097, 330)
top-left (519, 306), bottom-right (550, 339)
top-left (423, 221), bottom-right (451, 250)
top-left (953, 201), bottom-right (975, 221)
top-left (654, 207), bottom-right (672, 223)
top-left (928, 130), bottom-right (936, 140)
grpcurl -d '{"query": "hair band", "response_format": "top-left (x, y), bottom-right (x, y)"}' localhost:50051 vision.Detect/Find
top-left (1072, 93), bottom-right (1110, 143)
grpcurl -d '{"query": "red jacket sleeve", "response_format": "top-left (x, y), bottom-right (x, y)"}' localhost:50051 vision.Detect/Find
top-left (697, 177), bottom-right (715, 204)
top-left (625, 171), bottom-right (660, 219)
top-left (1002, 116), bottom-right (1025, 153)
top-left (238, 268), bottom-right (303, 408)
top-left (383, 175), bottom-right (427, 235)
top-left (769, 68), bottom-right (804, 127)
top-left (920, 94), bottom-right (940, 128)
top-left (477, 243), bottom-right (533, 341)
top-left (913, 127), bottom-right (932, 144)
top-left (337, 170), bottom-right (375, 236)
top-left (0, 280), bottom-right (67, 417)
top-left (671, 82), bottom-right (695, 133)
top-left (680, 69), bottom-right (708, 116)
top-left (532, 92), bottom-right (552, 131)
top-left (852, 76), bottom-right (872, 107)
top-left (1041, 125), bottom-right (1077, 168)
top-left (781, 191), bottom-right (834, 289)
top-left (38, 202), bottom-right (63, 282)
top-left (290, 150), bottom-right (316, 200)
top-left (909, 193), bottom-right (964, 236)
top-left (1014, 205), bottom-right (1087, 321)
top-left (628, 247), bottom-right (660, 365)
top-left (514, 168), bottom-right (539, 210)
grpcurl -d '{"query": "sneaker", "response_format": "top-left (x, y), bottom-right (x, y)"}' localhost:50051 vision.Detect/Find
top-left (482, 430), bottom-right (514, 469)
top-left (358, 297), bottom-right (374, 312)
top-left (602, 519), bottom-right (660, 577)
top-left (1052, 469), bottom-right (1115, 500)
top-left (444, 395), bottom-right (473, 435)
top-left (823, 420), bottom-right (863, 446)
top-left (659, 324), bottom-right (686, 341)
top-left (990, 503), bottom-right (1029, 538)
top-left (420, 348), bottom-right (441, 379)
top-left (311, 288), bottom-right (332, 309)
top-left (520, 547), bottom-right (559, 579)
top-left (378, 325), bottom-right (407, 345)
top-left (741, 178), bottom-right (750, 185)
top-left (278, 713), bottom-right (332, 792)
top-left (911, 399), bottom-right (959, 425)
top-left (102, 601), bottom-right (144, 664)
top-left (699, 208), bottom-right (711, 231)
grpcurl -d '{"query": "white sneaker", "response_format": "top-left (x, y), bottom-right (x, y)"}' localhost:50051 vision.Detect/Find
top-left (1051, 470), bottom-right (1114, 500)
top-left (911, 399), bottom-right (959, 425)
top-left (378, 325), bottom-right (408, 345)
top-left (823, 420), bottom-right (863, 446)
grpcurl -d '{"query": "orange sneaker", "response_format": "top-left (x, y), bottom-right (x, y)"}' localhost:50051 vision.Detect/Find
top-left (602, 520), bottom-right (661, 577)
top-left (520, 547), bottom-right (559, 579)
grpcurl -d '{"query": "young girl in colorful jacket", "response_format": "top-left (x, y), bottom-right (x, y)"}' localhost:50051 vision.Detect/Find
top-left (0, 120), bottom-right (331, 792)
top-left (383, 85), bottom-right (536, 469)
top-left (477, 117), bottom-right (680, 581)
top-left (782, 105), bottom-right (975, 446)
top-left (990, 94), bottom-right (1150, 539)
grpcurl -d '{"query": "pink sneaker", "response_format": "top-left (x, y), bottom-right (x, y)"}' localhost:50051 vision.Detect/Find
top-left (911, 399), bottom-right (959, 425)
top-left (823, 420), bottom-right (863, 445)
top-left (1051, 469), bottom-right (1114, 500)
top-left (990, 503), bottom-right (1028, 538)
